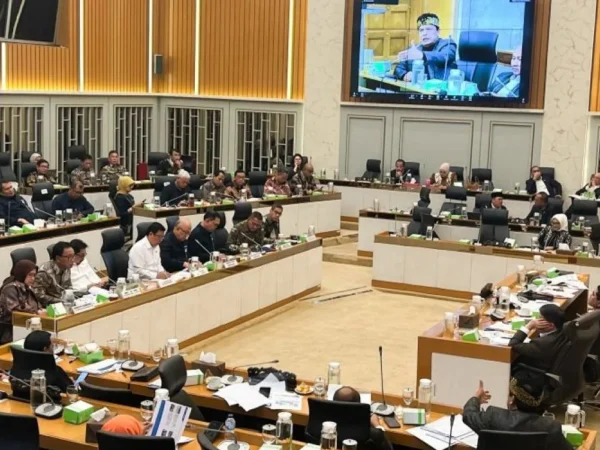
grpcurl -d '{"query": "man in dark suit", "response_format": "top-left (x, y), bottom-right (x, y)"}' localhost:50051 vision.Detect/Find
top-left (160, 170), bottom-right (191, 206)
top-left (463, 375), bottom-right (571, 450)
top-left (486, 191), bottom-right (507, 211)
top-left (393, 13), bottom-right (457, 83)
top-left (488, 47), bottom-right (522, 98)
top-left (526, 166), bottom-right (562, 198)
top-left (524, 192), bottom-right (553, 226)
top-left (156, 149), bottom-right (182, 176)
top-left (509, 304), bottom-right (566, 372)
top-left (159, 218), bottom-right (191, 272)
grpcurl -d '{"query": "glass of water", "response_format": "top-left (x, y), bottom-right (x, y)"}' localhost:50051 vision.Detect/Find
top-left (262, 424), bottom-right (277, 444)
top-left (107, 339), bottom-right (118, 358)
top-left (140, 400), bottom-right (154, 422)
top-left (152, 348), bottom-right (163, 364)
top-left (314, 377), bottom-right (326, 397)
top-left (402, 387), bottom-right (414, 406)
top-left (66, 385), bottom-right (79, 404)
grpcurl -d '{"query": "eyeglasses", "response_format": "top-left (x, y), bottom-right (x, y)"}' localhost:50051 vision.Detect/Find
top-left (59, 255), bottom-right (75, 260)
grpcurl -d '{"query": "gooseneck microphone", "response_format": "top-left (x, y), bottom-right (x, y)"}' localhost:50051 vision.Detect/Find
top-left (227, 359), bottom-right (280, 383)
top-left (0, 369), bottom-right (63, 419)
top-left (240, 232), bottom-right (262, 248)
top-left (448, 413), bottom-right (456, 449)
top-left (194, 239), bottom-right (212, 257)
top-left (161, 192), bottom-right (189, 207)
top-left (34, 208), bottom-right (57, 219)
top-left (371, 346), bottom-right (394, 416)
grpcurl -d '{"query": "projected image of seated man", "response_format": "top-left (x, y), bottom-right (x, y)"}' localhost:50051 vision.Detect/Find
top-left (487, 46), bottom-right (522, 98)
top-left (393, 13), bottom-right (457, 83)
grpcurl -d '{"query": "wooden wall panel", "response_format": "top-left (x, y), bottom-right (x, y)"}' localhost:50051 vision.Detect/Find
top-left (291, 0), bottom-right (308, 99)
top-left (199, 0), bottom-right (290, 98)
top-left (590, 1), bottom-right (600, 111)
top-left (342, 0), bottom-right (551, 110)
top-left (5, 0), bottom-right (78, 91)
top-left (152, 0), bottom-right (196, 94)
top-left (83, 0), bottom-right (148, 92)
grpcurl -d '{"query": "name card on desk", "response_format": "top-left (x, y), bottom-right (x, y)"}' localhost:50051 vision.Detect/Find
top-left (306, 235), bottom-right (317, 242)
top-left (120, 286), bottom-right (142, 299)
top-left (72, 297), bottom-right (97, 314)
top-left (250, 252), bottom-right (262, 260)
top-left (157, 278), bottom-right (175, 288)
top-left (191, 267), bottom-right (209, 277)
top-left (280, 243), bottom-right (293, 250)
top-left (46, 302), bottom-right (67, 318)
top-left (223, 260), bottom-right (238, 269)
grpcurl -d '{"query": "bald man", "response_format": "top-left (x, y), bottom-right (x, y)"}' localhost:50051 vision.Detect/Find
top-left (160, 218), bottom-right (192, 272)
top-left (291, 163), bottom-right (320, 195)
top-left (160, 169), bottom-right (191, 206)
top-left (332, 386), bottom-right (392, 450)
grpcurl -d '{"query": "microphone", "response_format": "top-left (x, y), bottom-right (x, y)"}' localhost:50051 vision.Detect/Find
top-left (35, 208), bottom-right (56, 219)
top-left (240, 232), bottom-right (262, 249)
top-left (371, 346), bottom-right (394, 416)
top-left (194, 239), bottom-right (213, 257)
top-left (93, 267), bottom-right (118, 286)
top-left (8, 200), bottom-right (11, 228)
top-left (161, 192), bottom-right (190, 207)
top-left (226, 359), bottom-right (280, 383)
top-left (443, 34), bottom-right (453, 82)
top-left (0, 368), bottom-right (63, 419)
top-left (448, 413), bottom-right (456, 449)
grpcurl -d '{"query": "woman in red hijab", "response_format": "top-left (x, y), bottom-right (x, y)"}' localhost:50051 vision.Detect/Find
top-left (101, 415), bottom-right (145, 435)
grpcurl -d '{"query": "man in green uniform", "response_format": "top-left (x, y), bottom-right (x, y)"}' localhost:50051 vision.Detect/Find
top-left (227, 211), bottom-right (265, 247)
top-left (100, 150), bottom-right (126, 183)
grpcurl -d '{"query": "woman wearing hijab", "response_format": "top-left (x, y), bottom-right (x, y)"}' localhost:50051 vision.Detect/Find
top-left (537, 214), bottom-right (572, 250)
top-left (113, 176), bottom-right (144, 235)
top-left (101, 415), bottom-right (145, 436)
top-left (0, 260), bottom-right (42, 344)
top-left (429, 162), bottom-right (456, 187)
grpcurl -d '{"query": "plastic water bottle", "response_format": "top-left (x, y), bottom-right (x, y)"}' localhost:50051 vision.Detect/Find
top-left (320, 422), bottom-right (338, 450)
top-left (412, 60), bottom-right (425, 87)
top-left (426, 226), bottom-right (433, 240)
top-left (276, 412), bottom-right (293, 450)
top-left (225, 414), bottom-right (236, 441)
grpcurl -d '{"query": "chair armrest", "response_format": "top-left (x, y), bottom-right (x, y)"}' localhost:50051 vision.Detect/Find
top-left (515, 363), bottom-right (562, 385)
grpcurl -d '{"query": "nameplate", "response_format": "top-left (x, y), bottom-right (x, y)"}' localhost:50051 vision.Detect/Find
top-left (157, 278), bottom-right (175, 288)
top-left (223, 260), bottom-right (238, 269)
top-left (191, 267), bottom-right (209, 277)
top-left (41, 188), bottom-right (48, 195)
top-left (120, 286), bottom-right (142, 299)
top-left (280, 243), bottom-right (293, 250)
top-left (249, 252), bottom-right (262, 260)
top-left (306, 235), bottom-right (317, 242)
top-left (71, 298), bottom-right (97, 314)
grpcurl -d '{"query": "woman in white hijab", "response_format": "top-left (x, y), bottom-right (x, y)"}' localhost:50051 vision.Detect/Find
top-left (537, 214), bottom-right (572, 250)
top-left (429, 162), bottom-right (456, 187)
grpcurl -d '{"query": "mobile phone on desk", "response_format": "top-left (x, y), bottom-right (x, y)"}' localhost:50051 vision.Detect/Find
top-left (384, 416), bottom-right (401, 429)
top-left (259, 387), bottom-right (271, 398)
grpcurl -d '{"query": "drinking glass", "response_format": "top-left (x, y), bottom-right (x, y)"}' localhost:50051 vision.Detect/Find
top-left (261, 424), bottom-right (277, 444)
top-left (152, 348), bottom-right (163, 364)
top-left (140, 400), bottom-right (154, 422)
top-left (542, 411), bottom-right (555, 421)
top-left (107, 339), bottom-right (118, 358)
top-left (402, 387), bottom-right (414, 406)
top-left (66, 385), bottom-right (79, 404)
top-left (314, 377), bottom-right (326, 397)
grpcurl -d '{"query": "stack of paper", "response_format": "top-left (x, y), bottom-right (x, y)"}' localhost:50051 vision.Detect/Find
top-left (76, 359), bottom-right (118, 375)
top-left (407, 415), bottom-right (478, 450)
top-left (214, 383), bottom-right (270, 411)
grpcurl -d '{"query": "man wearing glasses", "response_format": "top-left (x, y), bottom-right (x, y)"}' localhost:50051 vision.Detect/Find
top-left (525, 166), bottom-right (561, 198)
top-left (128, 221), bottom-right (170, 280)
top-left (26, 158), bottom-right (57, 187)
top-left (32, 241), bottom-right (74, 306)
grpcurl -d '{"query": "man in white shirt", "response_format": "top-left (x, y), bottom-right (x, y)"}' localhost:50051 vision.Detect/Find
top-left (128, 222), bottom-right (170, 280)
top-left (70, 239), bottom-right (106, 291)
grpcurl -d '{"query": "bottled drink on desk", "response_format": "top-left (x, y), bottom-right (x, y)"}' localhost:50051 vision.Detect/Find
top-left (333, 169), bottom-right (339, 180)
top-left (240, 189), bottom-right (247, 201)
top-left (116, 277), bottom-right (127, 296)
top-left (373, 198), bottom-right (380, 212)
top-left (320, 422), bottom-right (338, 450)
top-left (165, 338), bottom-right (179, 358)
top-left (209, 191), bottom-right (217, 204)
top-left (149, 171), bottom-right (156, 183)
top-left (426, 226), bottom-right (433, 241)
top-left (328, 361), bottom-right (341, 385)
top-left (225, 414), bottom-right (236, 441)
top-left (154, 388), bottom-right (169, 408)
top-left (190, 256), bottom-right (200, 273)
top-left (417, 378), bottom-right (434, 420)
top-left (56, 210), bottom-right (64, 227)
top-left (461, 206), bottom-right (467, 219)
top-left (296, 184), bottom-right (303, 196)
top-left (188, 194), bottom-right (195, 207)
top-left (117, 329), bottom-right (131, 361)
top-left (531, 236), bottom-right (540, 252)
top-left (276, 412), bottom-right (293, 450)
top-left (564, 404), bottom-right (586, 427)
top-left (90, 172), bottom-right (97, 185)
top-left (30, 369), bottom-right (47, 410)
top-left (240, 243), bottom-right (250, 260)
top-left (62, 289), bottom-right (75, 312)
top-left (447, 69), bottom-right (464, 95)
top-left (153, 196), bottom-right (160, 207)
top-left (411, 60), bottom-right (425, 88)
top-left (0, 218), bottom-right (5, 236)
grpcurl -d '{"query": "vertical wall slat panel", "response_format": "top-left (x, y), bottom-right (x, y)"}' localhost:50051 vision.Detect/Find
top-left (291, 0), bottom-right (307, 99)
top-left (591, 0), bottom-right (600, 110)
top-left (6, 0), bottom-right (78, 91)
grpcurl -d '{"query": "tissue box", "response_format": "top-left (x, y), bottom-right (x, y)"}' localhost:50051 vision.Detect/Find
top-left (78, 350), bottom-right (104, 364)
top-left (312, 191), bottom-right (323, 196)
top-left (562, 425), bottom-right (583, 447)
top-left (458, 239), bottom-right (471, 245)
top-left (450, 214), bottom-right (462, 220)
top-left (87, 213), bottom-right (99, 222)
top-left (95, 293), bottom-right (109, 304)
top-left (22, 224), bottom-right (37, 233)
top-left (85, 416), bottom-right (114, 443)
top-left (221, 199), bottom-right (234, 206)
top-left (63, 400), bottom-right (94, 424)
top-left (46, 302), bottom-right (68, 318)
top-left (8, 226), bottom-right (22, 235)
top-left (204, 261), bottom-right (216, 272)
top-left (458, 313), bottom-right (480, 329)
top-left (402, 408), bottom-right (426, 425)
top-left (186, 369), bottom-right (204, 386)
top-left (511, 319), bottom-right (526, 330)
top-left (191, 360), bottom-right (226, 377)
top-left (408, 234), bottom-right (424, 239)
top-left (462, 329), bottom-right (480, 342)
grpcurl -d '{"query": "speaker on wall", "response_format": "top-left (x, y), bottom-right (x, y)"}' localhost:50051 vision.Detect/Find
top-left (0, 0), bottom-right (61, 44)
top-left (153, 54), bottom-right (164, 75)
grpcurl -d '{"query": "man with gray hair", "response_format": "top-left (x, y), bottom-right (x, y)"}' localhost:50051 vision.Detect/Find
top-left (429, 162), bottom-right (456, 187)
top-left (160, 169), bottom-right (191, 206)
top-left (160, 217), bottom-right (192, 272)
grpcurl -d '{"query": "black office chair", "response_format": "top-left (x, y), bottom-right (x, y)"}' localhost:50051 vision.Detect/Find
top-left (181, 154), bottom-right (195, 174)
top-left (158, 355), bottom-right (204, 421)
top-left (478, 208), bottom-right (509, 244)
top-left (10, 247), bottom-right (36, 267)
top-left (0, 411), bottom-right (40, 450)
top-left (539, 167), bottom-right (555, 180)
top-left (20, 151), bottom-right (36, 163)
top-left (223, 172), bottom-right (232, 187)
top-left (473, 193), bottom-right (492, 214)
top-left (96, 431), bottom-right (175, 450)
top-left (477, 430), bottom-right (548, 450)
top-left (547, 197), bottom-right (564, 216)
top-left (189, 174), bottom-right (203, 191)
top-left (306, 398), bottom-right (371, 447)
top-left (136, 222), bottom-right (153, 242)
top-left (10, 346), bottom-right (68, 400)
top-left (65, 159), bottom-right (81, 176)
top-left (456, 30), bottom-right (499, 92)
top-left (46, 244), bottom-right (55, 259)
top-left (98, 157), bottom-right (109, 170)
top-left (213, 212), bottom-right (228, 251)
top-left (471, 168), bottom-right (493, 185)
top-left (404, 161), bottom-right (420, 183)
top-left (571, 199), bottom-right (599, 225)
top-left (232, 202), bottom-right (252, 225)
top-left (31, 183), bottom-right (55, 217)
top-left (589, 223), bottom-right (600, 254)
top-left (68, 145), bottom-right (87, 161)
top-left (101, 228), bottom-right (129, 282)
top-left (407, 207), bottom-right (432, 236)
top-left (249, 171), bottom-right (267, 198)
top-left (154, 176), bottom-right (173, 197)
top-left (108, 181), bottom-right (119, 218)
top-left (20, 162), bottom-right (36, 182)
top-left (418, 187), bottom-right (431, 208)
top-left (362, 159), bottom-right (381, 181)
top-left (450, 165), bottom-right (464, 183)
top-left (166, 216), bottom-right (179, 233)
top-left (0, 152), bottom-right (17, 181)
top-left (439, 186), bottom-right (468, 215)
top-left (79, 381), bottom-right (146, 408)
top-left (148, 152), bottom-right (169, 174)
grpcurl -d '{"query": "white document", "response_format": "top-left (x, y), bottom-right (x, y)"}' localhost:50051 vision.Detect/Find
top-left (327, 384), bottom-right (371, 404)
top-left (214, 382), bottom-right (270, 411)
top-left (269, 392), bottom-right (303, 410)
top-left (149, 399), bottom-right (191, 443)
top-left (255, 374), bottom-right (287, 394)
top-left (76, 359), bottom-right (118, 375)
top-left (408, 414), bottom-right (478, 450)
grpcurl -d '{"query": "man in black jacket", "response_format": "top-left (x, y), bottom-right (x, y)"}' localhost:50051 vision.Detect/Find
top-left (509, 304), bottom-right (566, 372)
top-left (160, 170), bottom-right (191, 206)
top-left (524, 192), bottom-right (552, 226)
top-left (0, 180), bottom-right (36, 226)
top-left (463, 376), bottom-right (571, 450)
top-left (51, 180), bottom-right (94, 217)
top-left (159, 218), bottom-right (191, 272)
top-left (526, 166), bottom-right (561, 198)
top-left (157, 149), bottom-right (182, 176)
top-left (188, 212), bottom-right (221, 262)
